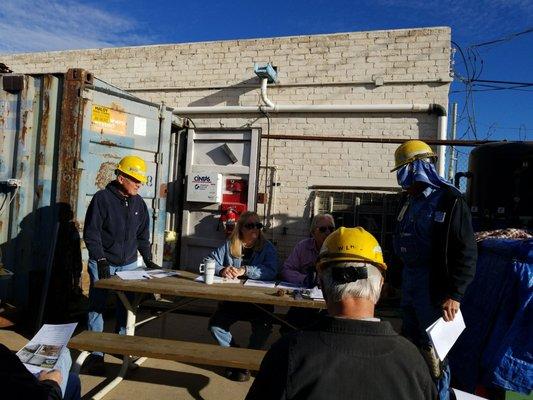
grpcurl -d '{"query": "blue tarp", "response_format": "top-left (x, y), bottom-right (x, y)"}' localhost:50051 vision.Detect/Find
top-left (449, 239), bottom-right (533, 395)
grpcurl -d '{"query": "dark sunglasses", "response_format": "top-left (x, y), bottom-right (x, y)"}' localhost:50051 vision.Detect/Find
top-left (317, 226), bottom-right (335, 233)
top-left (243, 222), bottom-right (263, 230)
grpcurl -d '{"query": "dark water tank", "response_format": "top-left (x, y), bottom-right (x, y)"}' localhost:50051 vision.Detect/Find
top-left (466, 142), bottom-right (533, 230)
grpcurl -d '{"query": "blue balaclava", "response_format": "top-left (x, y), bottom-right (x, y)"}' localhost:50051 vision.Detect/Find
top-left (396, 159), bottom-right (458, 192)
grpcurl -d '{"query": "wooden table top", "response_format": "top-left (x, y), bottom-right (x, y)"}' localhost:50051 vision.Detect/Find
top-left (95, 270), bottom-right (326, 309)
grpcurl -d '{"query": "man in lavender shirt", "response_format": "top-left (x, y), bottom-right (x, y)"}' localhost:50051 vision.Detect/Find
top-left (280, 214), bottom-right (335, 332)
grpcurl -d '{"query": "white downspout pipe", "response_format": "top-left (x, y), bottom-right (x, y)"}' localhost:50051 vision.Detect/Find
top-left (437, 114), bottom-right (448, 177)
top-left (260, 78), bottom-right (275, 108)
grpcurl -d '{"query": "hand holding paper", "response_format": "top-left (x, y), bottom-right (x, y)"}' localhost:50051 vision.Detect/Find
top-left (426, 309), bottom-right (466, 361)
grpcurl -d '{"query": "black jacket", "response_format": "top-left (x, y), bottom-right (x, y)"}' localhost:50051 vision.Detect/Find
top-left (246, 316), bottom-right (437, 400)
top-left (394, 186), bottom-right (477, 304)
top-left (0, 344), bottom-right (62, 400)
top-left (83, 181), bottom-right (151, 266)
top-left (430, 187), bottom-right (477, 303)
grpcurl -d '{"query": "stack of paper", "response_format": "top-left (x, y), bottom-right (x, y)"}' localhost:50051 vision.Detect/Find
top-left (244, 279), bottom-right (276, 288)
top-left (425, 310), bottom-right (466, 360)
top-left (145, 269), bottom-right (180, 279)
top-left (276, 281), bottom-right (307, 291)
top-left (452, 388), bottom-right (487, 399)
top-left (116, 269), bottom-right (180, 280)
top-left (116, 270), bottom-right (150, 280)
top-left (194, 275), bottom-right (240, 284)
top-left (303, 286), bottom-right (324, 300)
top-left (17, 323), bottom-right (77, 374)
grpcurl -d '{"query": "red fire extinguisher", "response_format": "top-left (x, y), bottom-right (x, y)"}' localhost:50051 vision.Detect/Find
top-left (220, 207), bottom-right (238, 237)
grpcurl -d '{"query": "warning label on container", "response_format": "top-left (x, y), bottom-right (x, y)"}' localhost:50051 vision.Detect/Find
top-left (91, 105), bottom-right (127, 136)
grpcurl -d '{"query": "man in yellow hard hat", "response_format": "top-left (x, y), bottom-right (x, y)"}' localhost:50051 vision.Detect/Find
top-left (82, 155), bottom-right (159, 374)
top-left (391, 140), bottom-right (477, 400)
top-left (247, 227), bottom-right (437, 400)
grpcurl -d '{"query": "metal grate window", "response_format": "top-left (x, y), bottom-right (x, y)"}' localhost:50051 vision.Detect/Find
top-left (315, 191), bottom-right (401, 265)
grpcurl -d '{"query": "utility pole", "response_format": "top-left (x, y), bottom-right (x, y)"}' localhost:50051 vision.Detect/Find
top-left (448, 103), bottom-right (458, 183)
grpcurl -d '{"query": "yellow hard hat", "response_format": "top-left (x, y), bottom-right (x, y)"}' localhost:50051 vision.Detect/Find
top-left (317, 227), bottom-right (387, 272)
top-left (116, 155), bottom-right (147, 183)
top-left (391, 140), bottom-right (437, 172)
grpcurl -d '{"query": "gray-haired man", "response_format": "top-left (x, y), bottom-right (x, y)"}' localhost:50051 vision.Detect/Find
top-left (247, 227), bottom-right (437, 400)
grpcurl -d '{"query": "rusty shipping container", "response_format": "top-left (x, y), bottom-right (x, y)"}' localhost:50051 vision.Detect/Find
top-left (0, 69), bottom-right (172, 317)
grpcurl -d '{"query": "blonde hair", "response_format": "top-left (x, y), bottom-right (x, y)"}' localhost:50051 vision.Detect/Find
top-left (229, 211), bottom-right (266, 258)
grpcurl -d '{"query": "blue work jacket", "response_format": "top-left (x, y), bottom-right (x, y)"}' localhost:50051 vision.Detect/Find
top-left (209, 239), bottom-right (279, 281)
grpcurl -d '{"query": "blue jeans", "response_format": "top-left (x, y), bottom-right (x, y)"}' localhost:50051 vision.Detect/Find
top-left (87, 259), bottom-right (137, 356)
top-left (209, 302), bottom-right (273, 350)
top-left (402, 268), bottom-right (451, 400)
top-left (64, 372), bottom-right (81, 400)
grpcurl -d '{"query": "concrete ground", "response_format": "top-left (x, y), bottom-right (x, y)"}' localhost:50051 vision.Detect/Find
top-left (1, 299), bottom-right (402, 400)
top-left (1, 300), bottom-right (279, 400)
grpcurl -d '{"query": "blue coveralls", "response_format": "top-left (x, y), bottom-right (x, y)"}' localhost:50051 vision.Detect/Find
top-left (393, 186), bottom-right (451, 400)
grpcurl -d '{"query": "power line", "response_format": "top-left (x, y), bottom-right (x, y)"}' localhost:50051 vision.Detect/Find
top-left (470, 27), bottom-right (533, 48)
top-left (474, 79), bottom-right (533, 85)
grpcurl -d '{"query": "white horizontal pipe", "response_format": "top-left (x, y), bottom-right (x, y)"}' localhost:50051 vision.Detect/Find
top-left (172, 103), bottom-right (438, 115)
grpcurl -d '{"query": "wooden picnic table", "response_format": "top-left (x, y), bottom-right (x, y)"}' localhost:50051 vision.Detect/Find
top-left (71, 270), bottom-right (325, 399)
top-left (94, 270), bottom-right (327, 309)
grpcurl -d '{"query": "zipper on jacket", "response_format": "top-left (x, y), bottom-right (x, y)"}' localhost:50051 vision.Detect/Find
top-left (122, 198), bottom-right (129, 264)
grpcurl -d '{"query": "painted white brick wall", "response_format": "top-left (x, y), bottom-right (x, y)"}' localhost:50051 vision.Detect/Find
top-left (2, 27), bottom-right (452, 258)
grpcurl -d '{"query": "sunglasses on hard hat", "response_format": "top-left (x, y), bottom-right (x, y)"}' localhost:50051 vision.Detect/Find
top-left (243, 222), bottom-right (263, 230)
top-left (317, 226), bottom-right (335, 233)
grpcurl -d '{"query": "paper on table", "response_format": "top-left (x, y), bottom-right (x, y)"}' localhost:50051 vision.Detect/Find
top-left (116, 270), bottom-right (150, 280)
top-left (145, 269), bottom-right (180, 279)
top-left (244, 279), bottom-right (276, 288)
top-left (194, 275), bottom-right (240, 284)
top-left (17, 323), bottom-right (77, 374)
top-left (452, 388), bottom-right (487, 399)
top-left (276, 281), bottom-right (307, 291)
top-left (425, 309), bottom-right (466, 361)
top-left (303, 286), bottom-right (324, 300)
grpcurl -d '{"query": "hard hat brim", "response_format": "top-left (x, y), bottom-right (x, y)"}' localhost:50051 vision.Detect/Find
top-left (317, 254), bottom-right (387, 271)
top-left (390, 153), bottom-right (438, 172)
top-left (117, 167), bottom-right (147, 184)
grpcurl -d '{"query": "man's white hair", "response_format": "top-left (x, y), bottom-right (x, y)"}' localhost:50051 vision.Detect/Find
top-left (310, 213), bottom-right (335, 233)
top-left (320, 262), bottom-right (383, 304)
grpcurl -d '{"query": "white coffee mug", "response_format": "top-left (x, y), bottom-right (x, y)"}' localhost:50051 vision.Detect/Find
top-left (199, 259), bottom-right (216, 285)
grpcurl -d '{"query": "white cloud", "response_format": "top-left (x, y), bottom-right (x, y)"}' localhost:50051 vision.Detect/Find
top-left (0, 0), bottom-right (154, 53)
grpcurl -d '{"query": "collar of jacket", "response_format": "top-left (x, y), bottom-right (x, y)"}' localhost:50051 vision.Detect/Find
top-left (106, 180), bottom-right (130, 202)
top-left (317, 316), bottom-right (397, 336)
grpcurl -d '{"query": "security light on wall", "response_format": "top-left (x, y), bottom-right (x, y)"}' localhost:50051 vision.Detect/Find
top-left (254, 63), bottom-right (278, 83)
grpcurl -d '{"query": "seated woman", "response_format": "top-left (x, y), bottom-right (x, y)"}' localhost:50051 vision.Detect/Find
top-left (208, 211), bottom-right (278, 382)
top-left (279, 213), bottom-right (335, 332)
top-left (280, 213), bottom-right (335, 287)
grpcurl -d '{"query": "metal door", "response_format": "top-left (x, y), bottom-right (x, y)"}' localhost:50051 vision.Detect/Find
top-left (179, 128), bottom-right (260, 271)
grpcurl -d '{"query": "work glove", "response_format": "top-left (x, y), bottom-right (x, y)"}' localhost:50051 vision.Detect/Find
top-left (145, 260), bottom-right (161, 270)
top-left (97, 259), bottom-right (111, 279)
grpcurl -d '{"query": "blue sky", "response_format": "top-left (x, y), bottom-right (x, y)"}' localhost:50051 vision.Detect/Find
top-left (0, 0), bottom-right (531, 155)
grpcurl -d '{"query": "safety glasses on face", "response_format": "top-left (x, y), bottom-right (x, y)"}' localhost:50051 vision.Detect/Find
top-left (122, 174), bottom-right (141, 185)
top-left (317, 226), bottom-right (335, 233)
top-left (243, 222), bottom-right (263, 230)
